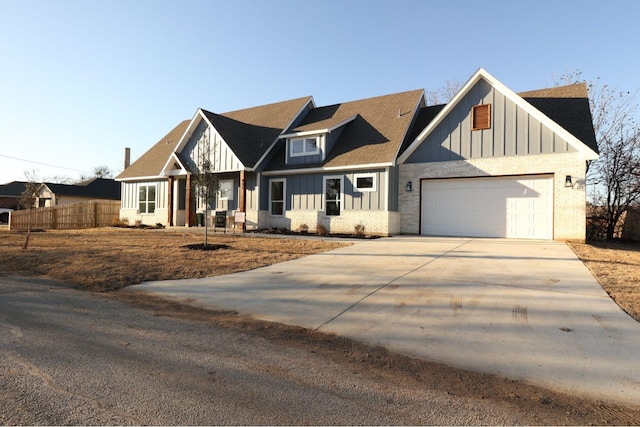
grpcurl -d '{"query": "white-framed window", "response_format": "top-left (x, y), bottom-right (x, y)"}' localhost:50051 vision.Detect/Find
top-left (218, 179), bottom-right (234, 200)
top-left (139, 184), bottom-right (156, 214)
top-left (353, 173), bottom-right (376, 192)
top-left (289, 136), bottom-right (320, 157)
top-left (269, 179), bottom-right (286, 216)
top-left (323, 175), bottom-right (342, 216)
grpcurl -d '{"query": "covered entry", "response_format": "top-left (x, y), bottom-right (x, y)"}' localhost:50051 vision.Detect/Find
top-left (420, 175), bottom-right (553, 239)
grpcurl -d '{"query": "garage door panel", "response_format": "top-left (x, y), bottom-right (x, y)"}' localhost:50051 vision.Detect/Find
top-left (421, 176), bottom-right (552, 239)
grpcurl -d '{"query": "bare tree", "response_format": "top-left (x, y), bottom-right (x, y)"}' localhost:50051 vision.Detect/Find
top-left (191, 130), bottom-right (218, 246)
top-left (78, 165), bottom-right (114, 182)
top-left (595, 126), bottom-right (640, 239)
top-left (425, 79), bottom-right (463, 105)
top-left (556, 71), bottom-right (640, 239)
top-left (46, 175), bottom-right (74, 184)
top-left (18, 170), bottom-right (40, 250)
top-left (91, 165), bottom-right (113, 178)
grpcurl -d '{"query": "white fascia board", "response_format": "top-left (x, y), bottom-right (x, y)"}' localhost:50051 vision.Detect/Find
top-left (263, 162), bottom-right (393, 176)
top-left (280, 114), bottom-right (358, 139)
top-left (173, 109), bottom-right (205, 154)
top-left (252, 96), bottom-right (316, 171)
top-left (397, 69), bottom-right (484, 164)
top-left (397, 68), bottom-right (599, 163)
top-left (483, 70), bottom-right (599, 160)
top-left (160, 152), bottom-right (190, 176)
top-left (281, 129), bottom-right (327, 139)
top-left (35, 183), bottom-right (49, 195)
top-left (159, 109), bottom-right (205, 176)
top-left (116, 175), bottom-right (165, 182)
top-left (170, 109), bottom-right (250, 173)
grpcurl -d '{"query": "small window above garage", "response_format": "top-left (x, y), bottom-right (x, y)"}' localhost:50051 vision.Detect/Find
top-left (472, 104), bottom-right (491, 130)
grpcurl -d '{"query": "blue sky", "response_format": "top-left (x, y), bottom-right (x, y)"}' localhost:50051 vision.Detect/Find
top-left (1, 0), bottom-right (639, 184)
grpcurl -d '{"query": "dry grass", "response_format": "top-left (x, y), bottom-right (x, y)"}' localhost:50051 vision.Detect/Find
top-left (0, 228), bottom-right (347, 291)
top-left (569, 241), bottom-right (640, 322)
top-left (2, 227), bottom-right (638, 324)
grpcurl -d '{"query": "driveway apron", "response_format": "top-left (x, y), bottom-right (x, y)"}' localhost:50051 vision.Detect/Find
top-left (131, 236), bottom-right (640, 408)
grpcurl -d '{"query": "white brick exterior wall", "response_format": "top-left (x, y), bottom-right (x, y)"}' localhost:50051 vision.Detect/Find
top-left (399, 152), bottom-right (588, 241)
top-left (119, 208), bottom-right (168, 226)
top-left (261, 209), bottom-right (401, 236)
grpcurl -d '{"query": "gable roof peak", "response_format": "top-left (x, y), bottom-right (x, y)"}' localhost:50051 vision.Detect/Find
top-left (398, 68), bottom-right (598, 163)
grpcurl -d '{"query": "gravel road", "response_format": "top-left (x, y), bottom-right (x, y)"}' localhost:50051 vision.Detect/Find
top-left (1, 275), bottom-right (638, 425)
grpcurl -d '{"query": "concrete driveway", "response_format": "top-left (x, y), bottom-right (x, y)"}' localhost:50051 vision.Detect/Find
top-left (130, 236), bottom-right (640, 407)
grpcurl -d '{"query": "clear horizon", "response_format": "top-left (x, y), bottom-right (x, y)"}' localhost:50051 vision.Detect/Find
top-left (2, 0), bottom-right (639, 184)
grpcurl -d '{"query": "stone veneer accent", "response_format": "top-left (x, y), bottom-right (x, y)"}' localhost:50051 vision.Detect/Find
top-left (399, 152), bottom-right (588, 242)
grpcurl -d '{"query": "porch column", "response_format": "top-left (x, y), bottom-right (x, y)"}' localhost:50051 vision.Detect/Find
top-left (239, 170), bottom-right (246, 231)
top-left (167, 176), bottom-right (174, 226)
top-left (186, 174), bottom-right (194, 227)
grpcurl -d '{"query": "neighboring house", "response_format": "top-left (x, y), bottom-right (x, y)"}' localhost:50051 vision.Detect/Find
top-left (0, 181), bottom-right (29, 210)
top-left (35, 178), bottom-right (121, 207)
top-left (116, 68), bottom-right (598, 241)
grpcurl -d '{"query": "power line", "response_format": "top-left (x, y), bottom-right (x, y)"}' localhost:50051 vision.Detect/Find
top-left (0, 154), bottom-right (89, 174)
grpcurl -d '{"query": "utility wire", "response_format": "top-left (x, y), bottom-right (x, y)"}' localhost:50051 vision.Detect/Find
top-left (0, 154), bottom-right (89, 174)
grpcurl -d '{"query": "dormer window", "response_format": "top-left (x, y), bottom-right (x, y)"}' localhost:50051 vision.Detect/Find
top-left (290, 137), bottom-right (320, 157)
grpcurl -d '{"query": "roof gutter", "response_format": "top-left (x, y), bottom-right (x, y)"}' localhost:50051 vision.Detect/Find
top-left (263, 162), bottom-right (393, 176)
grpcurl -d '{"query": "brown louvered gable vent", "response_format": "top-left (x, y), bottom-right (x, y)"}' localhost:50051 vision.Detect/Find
top-left (472, 104), bottom-right (491, 130)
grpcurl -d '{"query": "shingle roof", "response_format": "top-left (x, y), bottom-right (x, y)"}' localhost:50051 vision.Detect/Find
top-left (117, 97), bottom-right (311, 180)
top-left (403, 104), bottom-right (446, 154)
top-left (117, 81), bottom-right (597, 181)
top-left (265, 89), bottom-right (424, 171)
top-left (116, 120), bottom-right (190, 180)
top-left (0, 181), bottom-right (29, 198)
top-left (519, 83), bottom-right (598, 153)
top-left (42, 178), bottom-right (121, 200)
top-left (214, 96), bottom-right (312, 167)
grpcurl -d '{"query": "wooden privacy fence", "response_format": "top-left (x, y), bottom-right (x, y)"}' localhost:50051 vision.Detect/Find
top-left (9, 200), bottom-right (121, 231)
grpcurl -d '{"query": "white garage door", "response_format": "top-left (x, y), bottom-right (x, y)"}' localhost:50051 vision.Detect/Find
top-left (421, 175), bottom-right (553, 239)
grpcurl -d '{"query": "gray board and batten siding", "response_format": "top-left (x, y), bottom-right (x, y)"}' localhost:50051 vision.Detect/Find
top-left (404, 78), bottom-right (576, 164)
top-left (260, 169), bottom-right (390, 212)
top-left (207, 172), bottom-right (260, 212)
top-left (182, 120), bottom-right (244, 173)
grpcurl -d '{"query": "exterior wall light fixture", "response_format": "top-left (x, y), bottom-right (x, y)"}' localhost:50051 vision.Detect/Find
top-left (565, 175), bottom-right (573, 188)
top-left (406, 181), bottom-right (413, 192)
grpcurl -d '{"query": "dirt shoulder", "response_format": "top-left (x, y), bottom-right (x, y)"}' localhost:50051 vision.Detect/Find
top-left (2, 229), bottom-right (640, 423)
top-left (114, 290), bottom-right (640, 425)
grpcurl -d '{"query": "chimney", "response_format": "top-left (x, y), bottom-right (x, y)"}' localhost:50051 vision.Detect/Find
top-left (124, 147), bottom-right (131, 169)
